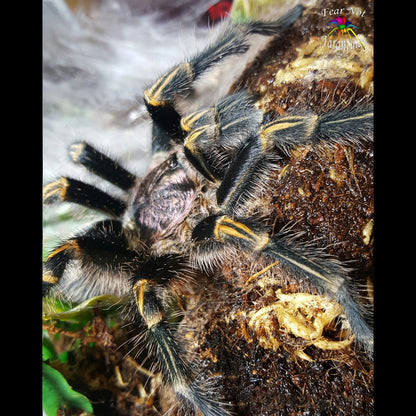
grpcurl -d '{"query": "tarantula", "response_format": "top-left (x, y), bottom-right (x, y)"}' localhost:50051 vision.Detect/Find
top-left (43, 4), bottom-right (373, 415)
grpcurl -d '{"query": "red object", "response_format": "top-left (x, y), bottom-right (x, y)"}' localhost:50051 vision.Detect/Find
top-left (207, 1), bottom-right (232, 23)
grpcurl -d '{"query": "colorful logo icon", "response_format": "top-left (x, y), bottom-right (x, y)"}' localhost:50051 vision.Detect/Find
top-left (326, 16), bottom-right (365, 49)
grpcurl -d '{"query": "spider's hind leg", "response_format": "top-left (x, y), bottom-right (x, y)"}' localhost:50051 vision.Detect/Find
top-left (42, 219), bottom-right (137, 299)
top-left (130, 259), bottom-right (231, 416)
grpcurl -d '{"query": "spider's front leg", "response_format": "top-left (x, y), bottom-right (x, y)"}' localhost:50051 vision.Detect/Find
top-left (259, 104), bottom-right (373, 154)
top-left (143, 4), bottom-right (304, 153)
top-left (183, 90), bottom-right (373, 171)
top-left (183, 90), bottom-right (264, 183)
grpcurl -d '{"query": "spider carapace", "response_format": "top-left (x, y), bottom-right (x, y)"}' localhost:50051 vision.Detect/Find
top-left (43, 4), bottom-right (373, 415)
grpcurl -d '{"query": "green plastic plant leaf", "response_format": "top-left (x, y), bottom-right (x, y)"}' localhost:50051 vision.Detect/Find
top-left (43, 294), bottom-right (122, 322)
top-left (42, 363), bottom-right (93, 415)
top-left (42, 333), bottom-right (58, 362)
top-left (42, 343), bottom-right (57, 362)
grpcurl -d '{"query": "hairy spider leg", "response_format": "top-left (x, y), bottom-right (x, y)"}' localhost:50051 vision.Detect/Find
top-left (144, 4), bottom-right (303, 153)
top-left (192, 214), bottom-right (373, 355)
top-left (43, 142), bottom-right (140, 292)
top-left (43, 220), bottom-right (231, 416)
top-left (186, 97), bottom-right (373, 158)
top-left (181, 90), bottom-right (260, 136)
top-left (42, 219), bottom-right (136, 296)
top-left (43, 177), bottom-right (126, 217)
top-left (183, 94), bottom-right (372, 186)
top-left (215, 134), bottom-right (277, 214)
top-left (262, 105), bottom-right (373, 153)
top-left (43, 142), bottom-right (139, 217)
top-left (43, 219), bottom-right (230, 416)
top-left (132, 276), bottom-right (230, 416)
top-left (183, 91), bottom-right (263, 181)
top-left (69, 141), bottom-right (137, 190)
